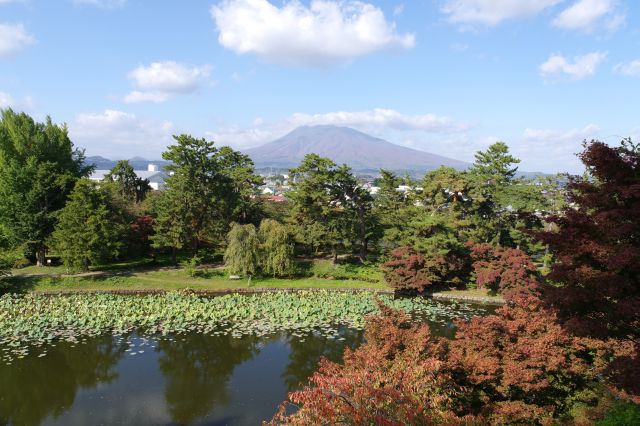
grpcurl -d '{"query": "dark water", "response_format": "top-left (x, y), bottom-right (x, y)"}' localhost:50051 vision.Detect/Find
top-left (0, 328), bottom-right (365, 426)
top-left (0, 303), bottom-right (493, 426)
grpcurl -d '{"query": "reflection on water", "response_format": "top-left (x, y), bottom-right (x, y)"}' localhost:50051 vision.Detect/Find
top-left (0, 335), bottom-right (127, 426)
top-left (0, 328), bottom-right (364, 426)
top-left (0, 301), bottom-right (493, 425)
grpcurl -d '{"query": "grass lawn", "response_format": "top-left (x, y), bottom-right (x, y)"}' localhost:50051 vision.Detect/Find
top-left (3, 267), bottom-right (389, 293)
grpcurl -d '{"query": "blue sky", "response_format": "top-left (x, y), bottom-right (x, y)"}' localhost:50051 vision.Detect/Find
top-left (1, 0), bottom-right (639, 173)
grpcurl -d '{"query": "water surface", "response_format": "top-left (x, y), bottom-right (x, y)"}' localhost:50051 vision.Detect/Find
top-left (0, 300), bottom-right (492, 425)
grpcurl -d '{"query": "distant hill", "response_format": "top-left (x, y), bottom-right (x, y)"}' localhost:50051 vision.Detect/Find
top-left (243, 125), bottom-right (469, 172)
top-left (84, 156), bottom-right (169, 171)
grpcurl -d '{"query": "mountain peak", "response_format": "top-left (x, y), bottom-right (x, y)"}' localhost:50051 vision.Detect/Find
top-left (244, 125), bottom-right (468, 171)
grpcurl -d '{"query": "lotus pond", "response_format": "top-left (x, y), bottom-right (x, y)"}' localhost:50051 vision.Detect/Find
top-left (0, 291), bottom-right (493, 425)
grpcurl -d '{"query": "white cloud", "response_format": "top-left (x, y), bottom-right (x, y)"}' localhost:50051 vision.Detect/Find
top-left (520, 124), bottom-right (600, 172)
top-left (539, 51), bottom-right (606, 80)
top-left (207, 108), bottom-right (470, 149)
top-left (287, 109), bottom-right (469, 132)
top-left (69, 110), bottom-right (175, 158)
top-left (523, 124), bottom-right (600, 143)
top-left (614, 59), bottom-right (640, 77)
top-left (552, 0), bottom-right (624, 32)
top-left (123, 61), bottom-right (213, 103)
top-left (0, 23), bottom-right (35, 58)
top-left (0, 91), bottom-right (34, 110)
top-left (210, 0), bottom-right (415, 67)
top-left (441, 0), bottom-right (562, 26)
top-left (72, 0), bottom-right (126, 8)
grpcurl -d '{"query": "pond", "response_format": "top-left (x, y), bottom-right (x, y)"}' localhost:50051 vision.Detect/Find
top-left (0, 293), bottom-right (494, 425)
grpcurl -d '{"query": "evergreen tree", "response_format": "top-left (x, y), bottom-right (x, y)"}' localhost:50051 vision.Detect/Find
top-left (468, 142), bottom-right (522, 245)
top-left (258, 219), bottom-right (294, 277)
top-left (224, 223), bottom-right (259, 277)
top-left (289, 154), bottom-right (377, 262)
top-left (0, 110), bottom-right (91, 265)
top-left (151, 135), bottom-right (262, 258)
top-left (50, 179), bottom-right (126, 271)
top-left (104, 160), bottom-right (151, 204)
top-left (374, 169), bottom-right (407, 250)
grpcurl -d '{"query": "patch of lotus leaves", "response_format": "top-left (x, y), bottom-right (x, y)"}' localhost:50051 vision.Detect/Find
top-left (0, 291), bottom-right (487, 363)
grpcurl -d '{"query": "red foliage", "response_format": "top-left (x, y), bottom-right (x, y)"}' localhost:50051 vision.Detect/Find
top-left (382, 246), bottom-right (463, 292)
top-left (468, 242), bottom-right (542, 301)
top-left (269, 303), bottom-right (481, 425)
top-left (537, 140), bottom-right (640, 342)
top-left (449, 297), bottom-right (593, 423)
top-left (270, 300), bottom-right (600, 425)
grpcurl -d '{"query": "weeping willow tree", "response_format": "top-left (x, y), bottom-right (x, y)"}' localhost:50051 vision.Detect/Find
top-left (258, 219), bottom-right (294, 277)
top-left (224, 223), bottom-right (259, 277)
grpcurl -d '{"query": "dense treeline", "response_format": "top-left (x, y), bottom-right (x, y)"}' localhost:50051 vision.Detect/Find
top-left (0, 110), bottom-right (560, 277)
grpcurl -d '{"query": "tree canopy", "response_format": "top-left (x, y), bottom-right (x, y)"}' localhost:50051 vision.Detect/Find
top-left (0, 109), bottom-right (90, 265)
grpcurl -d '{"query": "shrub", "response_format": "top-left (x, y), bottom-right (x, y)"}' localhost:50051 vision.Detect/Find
top-left (272, 300), bottom-right (603, 425)
top-left (269, 303), bottom-right (479, 425)
top-left (311, 260), bottom-right (382, 283)
top-left (468, 242), bottom-right (541, 301)
top-left (449, 297), bottom-right (594, 423)
top-left (382, 246), bottom-right (464, 292)
top-left (180, 256), bottom-right (201, 278)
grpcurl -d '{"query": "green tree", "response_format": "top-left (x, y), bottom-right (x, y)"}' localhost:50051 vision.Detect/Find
top-left (50, 179), bottom-right (126, 271)
top-left (224, 223), bottom-right (259, 277)
top-left (288, 154), bottom-right (377, 262)
top-left (374, 169), bottom-right (407, 250)
top-left (332, 165), bottom-right (378, 261)
top-left (468, 142), bottom-right (522, 245)
top-left (258, 219), bottom-right (294, 277)
top-left (151, 135), bottom-right (262, 259)
top-left (288, 154), bottom-right (344, 260)
top-left (0, 110), bottom-right (90, 265)
top-left (103, 160), bottom-right (151, 204)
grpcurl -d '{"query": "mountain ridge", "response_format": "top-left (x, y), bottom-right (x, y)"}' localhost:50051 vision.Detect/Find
top-left (243, 125), bottom-right (469, 172)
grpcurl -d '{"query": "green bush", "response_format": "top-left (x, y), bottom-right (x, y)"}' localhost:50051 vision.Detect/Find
top-left (12, 258), bottom-right (31, 269)
top-left (310, 260), bottom-right (383, 283)
top-left (180, 256), bottom-right (202, 278)
top-left (597, 401), bottom-right (640, 426)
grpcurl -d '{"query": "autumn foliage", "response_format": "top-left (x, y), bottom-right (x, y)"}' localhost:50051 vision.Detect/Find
top-left (468, 242), bottom-right (542, 301)
top-left (537, 140), bottom-right (640, 342)
top-left (271, 140), bottom-right (640, 425)
top-left (382, 246), bottom-right (466, 292)
top-left (270, 303), bottom-right (480, 425)
top-left (270, 299), bottom-right (601, 425)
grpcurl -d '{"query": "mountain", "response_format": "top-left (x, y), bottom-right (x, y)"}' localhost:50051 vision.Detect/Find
top-left (244, 125), bottom-right (469, 172)
top-left (84, 156), bottom-right (169, 171)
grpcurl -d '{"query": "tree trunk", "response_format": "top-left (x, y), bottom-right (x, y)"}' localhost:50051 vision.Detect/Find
top-left (332, 245), bottom-right (338, 264)
top-left (360, 239), bottom-right (368, 263)
top-left (357, 204), bottom-right (367, 262)
top-left (36, 248), bottom-right (46, 267)
top-left (171, 247), bottom-right (177, 265)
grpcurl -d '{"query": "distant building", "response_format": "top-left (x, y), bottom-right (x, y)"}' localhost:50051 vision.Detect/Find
top-left (89, 164), bottom-right (166, 190)
top-left (267, 195), bottom-right (287, 203)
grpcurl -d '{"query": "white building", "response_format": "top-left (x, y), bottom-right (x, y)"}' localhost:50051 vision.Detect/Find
top-left (89, 164), bottom-right (166, 190)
